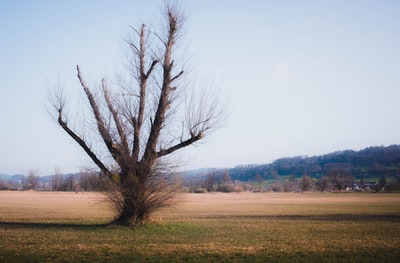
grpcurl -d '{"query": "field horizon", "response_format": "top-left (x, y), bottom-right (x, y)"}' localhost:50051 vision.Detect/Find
top-left (1, 191), bottom-right (399, 262)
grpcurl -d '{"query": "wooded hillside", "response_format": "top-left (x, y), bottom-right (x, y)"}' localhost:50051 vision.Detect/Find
top-left (199, 145), bottom-right (400, 181)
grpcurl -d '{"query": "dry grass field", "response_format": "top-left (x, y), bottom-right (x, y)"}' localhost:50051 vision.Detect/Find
top-left (1, 191), bottom-right (399, 262)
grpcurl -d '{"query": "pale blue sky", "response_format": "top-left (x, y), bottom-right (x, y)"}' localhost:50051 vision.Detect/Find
top-left (1, 0), bottom-right (399, 175)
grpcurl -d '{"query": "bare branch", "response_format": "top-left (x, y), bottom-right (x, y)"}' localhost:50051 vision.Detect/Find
top-left (145, 60), bottom-right (158, 79)
top-left (171, 70), bottom-right (184, 82)
top-left (143, 10), bottom-right (179, 163)
top-left (77, 65), bottom-right (121, 159)
top-left (129, 43), bottom-right (140, 54)
top-left (102, 79), bottom-right (130, 158)
top-left (157, 131), bottom-right (203, 158)
top-left (57, 107), bottom-right (110, 176)
top-left (129, 25), bottom-right (142, 37)
top-left (152, 31), bottom-right (167, 47)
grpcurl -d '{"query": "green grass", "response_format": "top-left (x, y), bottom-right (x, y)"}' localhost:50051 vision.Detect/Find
top-left (0, 192), bottom-right (399, 262)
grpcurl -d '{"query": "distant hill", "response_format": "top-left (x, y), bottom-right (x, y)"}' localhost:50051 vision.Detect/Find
top-left (0, 174), bottom-right (22, 182)
top-left (190, 145), bottom-right (400, 182)
top-left (0, 173), bottom-right (79, 184)
top-left (0, 174), bottom-right (11, 181)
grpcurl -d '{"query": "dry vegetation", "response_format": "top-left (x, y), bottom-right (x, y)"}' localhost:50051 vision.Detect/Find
top-left (1, 191), bottom-right (399, 262)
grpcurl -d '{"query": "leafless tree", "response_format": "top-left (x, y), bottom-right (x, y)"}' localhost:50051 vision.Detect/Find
top-left (49, 5), bottom-right (223, 225)
top-left (52, 167), bottom-right (64, 191)
top-left (79, 169), bottom-right (117, 192)
top-left (299, 174), bottom-right (313, 192)
top-left (284, 174), bottom-right (297, 192)
top-left (255, 174), bottom-right (263, 192)
top-left (327, 170), bottom-right (354, 191)
top-left (63, 175), bottom-right (75, 192)
top-left (19, 175), bottom-right (27, 190)
top-left (27, 169), bottom-right (40, 191)
top-left (206, 172), bottom-right (215, 192)
top-left (316, 176), bottom-right (330, 192)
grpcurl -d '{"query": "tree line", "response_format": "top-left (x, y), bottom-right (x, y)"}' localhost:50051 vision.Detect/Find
top-left (183, 169), bottom-right (400, 193)
top-left (2, 164), bottom-right (399, 194)
top-left (181, 145), bottom-right (400, 193)
top-left (0, 170), bottom-right (109, 192)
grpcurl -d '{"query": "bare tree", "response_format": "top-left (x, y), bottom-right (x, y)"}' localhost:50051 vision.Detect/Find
top-left (50, 6), bottom-right (223, 225)
top-left (284, 174), bottom-right (297, 192)
top-left (316, 176), bottom-right (330, 192)
top-left (206, 172), bottom-right (215, 192)
top-left (327, 170), bottom-right (354, 191)
top-left (299, 174), bottom-right (313, 192)
top-left (52, 167), bottom-right (64, 191)
top-left (255, 174), bottom-right (263, 192)
top-left (62, 175), bottom-right (75, 192)
top-left (19, 175), bottom-right (27, 191)
top-left (79, 170), bottom-right (98, 191)
top-left (27, 169), bottom-right (40, 191)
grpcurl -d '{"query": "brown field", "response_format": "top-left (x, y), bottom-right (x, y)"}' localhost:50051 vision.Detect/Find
top-left (0, 191), bottom-right (112, 223)
top-left (1, 191), bottom-right (400, 262)
top-left (2, 191), bottom-right (399, 222)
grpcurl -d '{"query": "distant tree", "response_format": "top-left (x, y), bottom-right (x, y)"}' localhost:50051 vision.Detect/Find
top-left (359, 178), bottom-right (365, 189)
top-left (394, 175), bottom-right (400, 190)
top-left (62, 175), bottom-right (75, 192)
top-left (284, 174), bottom-right (297, 192)
top-left (376, 176), bottom-right (386, 192)
top-left (52, 168), bottom-right (64, 191)
top-left (27, 169), bottom-right (40, 190)
top-left (216, 183), bottom-right (235, 193)
top-left (299, 174), bottom-right (313, 192)
top-left (206, 172), bottom-right (215, 192)
top-left (385, 175), bottom-right (400, 191)
top-left (283, 179), bottom-right (291, 192)
top-left (223, 171), bottom-right (231, 184)
top-left (271, 180), bottom-right (283, 192)
top-left (215, 170), bottom-right (233, 192)
top-left (0, 179), bottom-right (7, 190)
top-left (49, 5), bottom-right (223, 225)
top-left (255, 174), bottom-right (263, 191)
top-left (316, 176), bottom-right (330, 192)
top-left (19, 175), bottom-right (27, 190)
top-left (327, 170), bottom-right (354, 191)
top-left (79, 170), bottom-right (99, 191)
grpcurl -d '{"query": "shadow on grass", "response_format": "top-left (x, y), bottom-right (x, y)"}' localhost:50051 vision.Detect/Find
top-left (1, 214), bottom-right (399, 229)
top-left (0, 221), bottom-right (111, 229)
top-left (193, 214), bottom-right (400, 222)
top-left (1, 247), bottom-right (400, 263)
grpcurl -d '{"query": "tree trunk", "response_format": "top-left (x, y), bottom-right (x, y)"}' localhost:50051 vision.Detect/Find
top-left (110, 172), bottom-right (151, 226)
top-left (111, 195), bottom-right (150, 225)
top-left (112, 203), bottom-right (136, 226)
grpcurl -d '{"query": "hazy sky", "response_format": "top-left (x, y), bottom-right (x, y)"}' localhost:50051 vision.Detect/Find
top-left (1, 0), bottom-right (399, 175)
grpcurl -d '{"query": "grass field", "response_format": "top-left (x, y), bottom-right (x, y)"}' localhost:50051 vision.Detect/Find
top-left (1, 191), bottom-right (399, 262)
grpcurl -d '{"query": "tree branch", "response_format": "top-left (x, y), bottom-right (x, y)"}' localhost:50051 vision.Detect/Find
top-left (132, 25), bottom-right (149, 161)
top-left (102, 79), bottom-right (130, 158)
top-left (145, 60), bottom-right (158, 79)
top-left (76, 65), bottom-right (121, 159)
top-left (143, 12), bottom-right (178, 163)
top-left (57, 109), bottom-right (110, 176)
top-left (157, 132), bottom-right (203, 158)
top-left (171, 70), bottom-right (183, 82)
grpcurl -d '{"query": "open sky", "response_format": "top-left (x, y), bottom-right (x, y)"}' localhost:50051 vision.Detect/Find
top-left (1, 0), bottom-right (399, 175)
